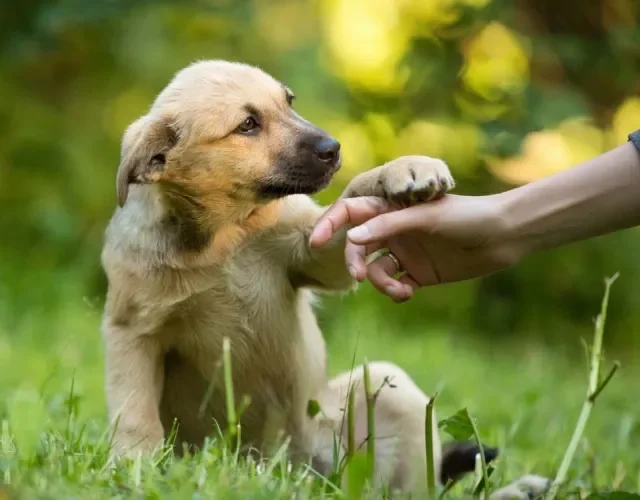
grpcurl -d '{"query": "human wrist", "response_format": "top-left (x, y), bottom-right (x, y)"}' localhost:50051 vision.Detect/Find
top-left (490, 189), bottom-right (535, 263)
top-left (495, 141), bottom-right (640, 259)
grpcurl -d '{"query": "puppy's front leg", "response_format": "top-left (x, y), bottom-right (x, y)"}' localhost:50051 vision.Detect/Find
top-left (283, 157), bottom-right (455, 291)
top-left (278, 195), bottom-right (356, 291)
top-left (104, 329), bottom-right (165, 458)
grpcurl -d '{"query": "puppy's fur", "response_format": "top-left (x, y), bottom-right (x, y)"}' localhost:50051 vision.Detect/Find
top-left (101, 60), bottom-right (548, 498)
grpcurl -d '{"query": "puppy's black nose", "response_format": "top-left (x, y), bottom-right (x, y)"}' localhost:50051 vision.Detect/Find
top-left (314, 137), bottom-right (341, 164)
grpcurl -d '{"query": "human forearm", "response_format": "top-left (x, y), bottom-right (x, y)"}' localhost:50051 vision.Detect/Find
top-left (499, 138), bottom-right (640, 258)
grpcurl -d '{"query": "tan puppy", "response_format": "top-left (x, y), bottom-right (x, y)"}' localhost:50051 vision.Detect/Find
top-left (101, 60), bottom-right (548, 498)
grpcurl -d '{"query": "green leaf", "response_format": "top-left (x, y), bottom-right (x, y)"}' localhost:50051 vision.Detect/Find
top-left (346, 451), bottom-right (369, 500)
top-left (438, 408), bottom-right (476, 441)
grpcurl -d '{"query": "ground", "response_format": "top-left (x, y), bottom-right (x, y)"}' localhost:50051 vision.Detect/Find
top-left (0, 292), bottom-right (638, 499)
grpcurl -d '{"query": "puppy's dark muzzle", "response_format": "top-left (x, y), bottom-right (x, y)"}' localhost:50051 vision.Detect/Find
top-left (313, 136), bottom-right (341, 168)
top-left (256, 132), bottom-right (343, 199)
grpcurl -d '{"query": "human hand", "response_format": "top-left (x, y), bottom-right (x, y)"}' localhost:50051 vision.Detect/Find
top-left (309, 194), bottom-right (520, 302)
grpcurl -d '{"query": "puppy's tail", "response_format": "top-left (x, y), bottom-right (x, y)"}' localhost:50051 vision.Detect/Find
top-left (440, 441), bottom-right (499, 486)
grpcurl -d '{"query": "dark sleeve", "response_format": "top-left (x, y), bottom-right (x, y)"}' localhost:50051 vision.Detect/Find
top-left (629, 130), bottom-right (640, 152)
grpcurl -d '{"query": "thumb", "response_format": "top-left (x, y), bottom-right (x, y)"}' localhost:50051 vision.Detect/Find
top-left (346, 204), bottom-right (431, 244)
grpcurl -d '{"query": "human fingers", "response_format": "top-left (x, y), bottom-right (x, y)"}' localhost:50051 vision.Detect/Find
top-left (367, 252), bottom-right (414, 302)
top-left (345, 240), bottom-right (385, 281)
top-left (397, 273), bottom-right (420, 296)
top-left (309, 197), bottom-right (391, 248)
top-left (346, 202), bottom-right (439, 245)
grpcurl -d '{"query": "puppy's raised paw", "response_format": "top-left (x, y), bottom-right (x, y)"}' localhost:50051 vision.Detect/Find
top-left (490, 474), bottom-right (551, 500)
top-left (377, 155), bottom-right (455, 205)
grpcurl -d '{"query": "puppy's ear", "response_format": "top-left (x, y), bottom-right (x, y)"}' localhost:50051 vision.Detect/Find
top-left (116, 115), bottom-right (178, 207)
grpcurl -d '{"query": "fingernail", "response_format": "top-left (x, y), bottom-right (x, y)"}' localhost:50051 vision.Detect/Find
top-left (348, 266), bottom-right (357, 279)
top-left (347, 225), bottom-right (370, 241)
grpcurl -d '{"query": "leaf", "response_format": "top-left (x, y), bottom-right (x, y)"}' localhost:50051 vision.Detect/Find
top-left (346, 452), bottom-right (369, 500)
top-left (307, 399), bottom-right (321, 419)
top-left (438, 408), bottom-right (476, 441)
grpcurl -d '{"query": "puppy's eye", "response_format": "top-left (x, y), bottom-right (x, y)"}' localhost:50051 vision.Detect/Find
top-left (236, 116), bottom-right (259, 134)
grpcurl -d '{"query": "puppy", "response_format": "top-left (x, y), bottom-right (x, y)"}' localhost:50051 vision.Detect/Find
top-left (101, 60), bottom-right (548, 498)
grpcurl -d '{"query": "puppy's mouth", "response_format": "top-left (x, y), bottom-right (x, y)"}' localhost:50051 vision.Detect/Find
top-left (256, 159), bottom-right (341, 199)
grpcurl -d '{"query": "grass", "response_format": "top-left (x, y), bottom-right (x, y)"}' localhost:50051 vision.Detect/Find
top-left (1, 280), bottom-right (640, 499)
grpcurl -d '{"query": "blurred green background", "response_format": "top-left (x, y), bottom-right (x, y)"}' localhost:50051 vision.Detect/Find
top-left (1, 0), bottom-right (640, 414)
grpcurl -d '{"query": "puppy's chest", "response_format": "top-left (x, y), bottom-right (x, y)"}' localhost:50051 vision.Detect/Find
top-left (162, 260), bottom-right (320, 431)
top-left (165, 260), bottom-right (301, 370)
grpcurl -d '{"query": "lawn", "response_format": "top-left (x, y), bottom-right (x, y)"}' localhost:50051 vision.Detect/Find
top-left (0, 282), bottom-right (638, 499)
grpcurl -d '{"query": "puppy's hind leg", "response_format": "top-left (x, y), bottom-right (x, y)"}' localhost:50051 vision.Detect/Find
top-left (317, 362), bottom-right (440, 494)
top-left (489, 475), bottom-right (551, 500)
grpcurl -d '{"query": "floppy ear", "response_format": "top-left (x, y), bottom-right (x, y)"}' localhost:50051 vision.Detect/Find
top-left (116, 115), bottom-right (178, 207)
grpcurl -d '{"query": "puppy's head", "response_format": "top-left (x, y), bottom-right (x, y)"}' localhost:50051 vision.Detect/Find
top-left (116, 60), bottom-right (341, 214)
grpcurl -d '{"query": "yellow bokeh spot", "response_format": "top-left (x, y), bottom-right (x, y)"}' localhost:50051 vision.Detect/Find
top-left (395, 120), bottom-right (450, 159)
top-left (321, 0), bottom-right (410, 93)
top-left (611, 97), bottom-right (640, 146)
top-left (394, 120), bottom-right (482, 173)
top-left (557, 119), bottom-right (604, 164)
top-left (446, 122), bottom-right (484, 170)
top-left (321, 0), bottom-right (499, 92)
top-left (487, 119), bottom-right (605, 185)
top-left (461, 22), bottom-right (529, 101)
